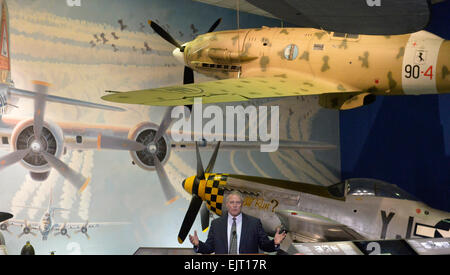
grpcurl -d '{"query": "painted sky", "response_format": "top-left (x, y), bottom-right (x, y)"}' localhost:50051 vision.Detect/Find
top-left (0, 0), bottom-right (340, 254)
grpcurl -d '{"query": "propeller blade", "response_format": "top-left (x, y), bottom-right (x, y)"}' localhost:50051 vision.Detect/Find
top-left (0, 149), bottom-right (31, 171)
top-left (195, 142), bottom-right (205, 180)
top-left (0, 212), bottom-right (13, 223)
top-left (200, 202), bottom-right (210, 232)
top-left (207, 18), bottom-right (222, 33)
top-left (183, 66), bottom-right (194, 85)
top-left (153, 106), bottom-right (174, 143)
top-left (41, 152), bottom-right (90, 194)
top-left (148, 20), bottom-right (182, 49)
top-left (205, 142), bottom-right (221, 174)
top-left (96, 134), bottom-right (146, 151)
top-left (84, 233), bottom-right (90, 240)
top-left (177, 195), bottom-right (203, 244)
top-left (151, 152), bottom-right (179, 204)
top-left (33, 81), bottom-right (50, 140)
top-left (18, 232), bottom-right (24, 238)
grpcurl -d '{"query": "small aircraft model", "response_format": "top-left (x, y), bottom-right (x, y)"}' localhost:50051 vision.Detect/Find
top-left (0, 187), bottom-right (129, 241)
top-left (176, 142), bottom-right (450, 253)
top-left (102, 17), bottom-right (449, 110)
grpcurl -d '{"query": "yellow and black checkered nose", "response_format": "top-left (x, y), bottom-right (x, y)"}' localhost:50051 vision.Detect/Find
top-left (182, 173), bottom-right (228, 216)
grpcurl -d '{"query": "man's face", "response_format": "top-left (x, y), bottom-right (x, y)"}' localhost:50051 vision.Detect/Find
top-left (226, 194), bottom-right (242, 217)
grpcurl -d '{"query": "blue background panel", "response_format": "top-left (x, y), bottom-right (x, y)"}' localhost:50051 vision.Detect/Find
top-left (340, 1), bottom-right (450, 211)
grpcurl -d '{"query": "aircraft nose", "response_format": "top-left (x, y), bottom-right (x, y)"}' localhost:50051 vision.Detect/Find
top-left (172, 47), bottom-right (185, 65)
top-left (182, 176), bottom-right (196, 195)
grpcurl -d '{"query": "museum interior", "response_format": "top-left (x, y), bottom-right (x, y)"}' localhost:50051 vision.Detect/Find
top-left (0, 0), bottom-right (448, 256)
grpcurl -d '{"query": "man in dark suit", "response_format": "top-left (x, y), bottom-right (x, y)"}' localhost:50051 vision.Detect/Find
top-left (189, 191), bottom-right (286, 254)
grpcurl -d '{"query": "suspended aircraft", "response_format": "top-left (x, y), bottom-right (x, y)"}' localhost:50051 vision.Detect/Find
top-left (102, 16), bottom-right (449, 111)
top-left (176, 142), bottom-right (450, 254)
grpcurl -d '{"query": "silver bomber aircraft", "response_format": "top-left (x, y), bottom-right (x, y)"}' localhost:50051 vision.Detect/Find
top-left (102, 18), bottom-right (449, 110)
top-left (177, 142), bottom-right (450, 253)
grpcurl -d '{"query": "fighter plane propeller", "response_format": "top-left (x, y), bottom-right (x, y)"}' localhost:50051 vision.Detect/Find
top-left (148, 18), bottom-right (222, 86)
top-left (177, 141), bottom-right (221, 243)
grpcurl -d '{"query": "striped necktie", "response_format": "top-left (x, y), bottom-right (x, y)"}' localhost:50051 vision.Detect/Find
top-left (229, 217), bottom-right (237, 254)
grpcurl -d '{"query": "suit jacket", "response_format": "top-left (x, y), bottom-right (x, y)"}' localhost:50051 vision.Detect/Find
top-left (197, 213), bottom-right (276, 254)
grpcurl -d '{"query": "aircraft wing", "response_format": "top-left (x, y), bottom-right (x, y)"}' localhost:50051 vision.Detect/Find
top-left (7, 86), bottom-right (125, 112)
top-left (60, 221), bottom-right (130, 230)
top-left (276, 209), bottom-right (366, 242)
top-left (1, 118), bottom-right (335, 153)
top-left (7, 219), bottom-right (40, 230)
top-left (193, 0), bottom-right (431, 35)
top-left (102, 75), bottom-right (360, 106)
top-left (171, 140), bottom-right (336, 151)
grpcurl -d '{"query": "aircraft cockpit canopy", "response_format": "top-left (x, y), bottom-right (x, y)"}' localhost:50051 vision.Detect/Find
top-left (346, 178), bottom-right (419, 201)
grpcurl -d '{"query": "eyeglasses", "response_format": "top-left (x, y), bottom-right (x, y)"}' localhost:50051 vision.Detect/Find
top-left (227, 201), bottom-right (242, 205)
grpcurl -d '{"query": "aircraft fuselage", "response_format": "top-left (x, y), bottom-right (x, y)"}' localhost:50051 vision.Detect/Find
top-left (39, 212), bottom-right (53, 240)
top-left (182, 173), bottom-right (449, 242)
top-left (183, 28), bottom-right (450, 96)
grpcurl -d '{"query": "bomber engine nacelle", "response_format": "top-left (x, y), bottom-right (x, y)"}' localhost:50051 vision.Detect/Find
top-left (10, 118), bottom-right (64, 177)
top-left (127, 122), bottom-right (171, 171)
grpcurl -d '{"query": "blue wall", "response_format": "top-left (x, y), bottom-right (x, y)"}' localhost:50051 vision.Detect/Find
top-left (340, 1), bottom-right (450, 212)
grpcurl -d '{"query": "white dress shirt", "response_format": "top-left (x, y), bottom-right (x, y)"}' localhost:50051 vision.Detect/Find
top-left (227, 213), bottom-right (242, 254)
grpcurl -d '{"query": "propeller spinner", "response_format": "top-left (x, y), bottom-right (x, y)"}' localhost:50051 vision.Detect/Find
top-left (148, 18), bottom-right (222, 86)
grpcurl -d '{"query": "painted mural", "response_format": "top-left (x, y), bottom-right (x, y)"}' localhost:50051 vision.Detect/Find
top-left (0, 0), bottom-right (340, 254)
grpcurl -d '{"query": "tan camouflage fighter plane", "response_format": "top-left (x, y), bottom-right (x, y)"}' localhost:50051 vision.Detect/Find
top-left (177, 142), bottom-right (450, 253)
top-left (102, 19), bottom-right (449, 110)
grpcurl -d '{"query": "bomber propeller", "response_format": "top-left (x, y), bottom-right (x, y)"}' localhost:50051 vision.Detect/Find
top-left (0, 81), bottom-right (146, 193)
top-left (134, 106), bottom-right (180, 204)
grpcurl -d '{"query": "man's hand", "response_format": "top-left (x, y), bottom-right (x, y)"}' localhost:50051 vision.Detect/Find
top-left (274, 228), bottom-right (287, 245)
top-left (189, 230), bottom-right (199, 247)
